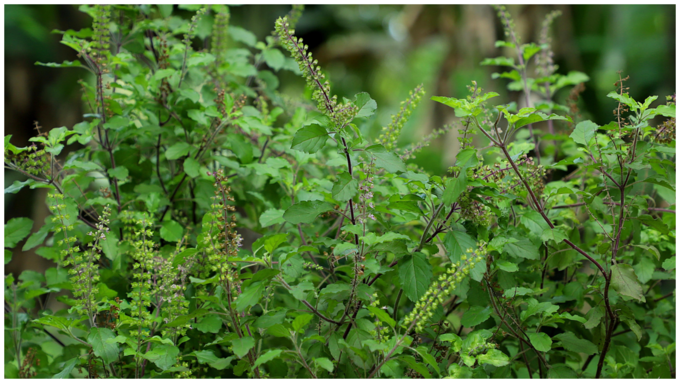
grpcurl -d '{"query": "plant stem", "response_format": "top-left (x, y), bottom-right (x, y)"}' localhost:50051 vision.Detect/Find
top-left (341, 137), bottom-right (360, 245)
top-left (94, 67), bottom-right (122, 216)
top-left (293, 337), bottom-right (317, 378)
top-left (277, 277), bottom-right (342, 325)
top-left (392, 289), bottom-right (403, 322)
top-left (159, 118), bottom-right (231, 222)
top-left (497, 6), bottom-right (540, 162)
top-left (155, 134), bottom-right (168, 195)
top-left (485, 279), bottom-right (549, 375)
top-left (480, 117), bottom-right (608, 278)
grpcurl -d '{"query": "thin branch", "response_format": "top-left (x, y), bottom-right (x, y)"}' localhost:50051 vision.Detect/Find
top-left (277, 277), bottom-right (342, 325)
top-left (654, 291), bottom-right (674, 302)
top-left (649, 207), bottom-right (675, 214)
top-left (392, 289), bottom-right (403, 322)
top-left (155, 134), bottom-right (168, 195)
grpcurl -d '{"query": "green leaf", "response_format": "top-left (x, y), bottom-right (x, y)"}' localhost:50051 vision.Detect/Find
top-left (558, 313), bottom-right (586, 324)
top-left (431, 96), bottom-right (467, 110)
top-left (184, 157), bottom-right (201, 178)
top-left (263, 48), bottom-right (285, 71)
top-left (504, 287), bottom-right (534, 297)
top-left (235, 282), bottom-right (265, 312)
top-left (143, 344), bottom-right (180, 371)
top-left (283, 201), bottom-right (334, 224)
top-left (5, 250), bottom-right (12, 265)
top-left (541, 227), bottom-right (568, 243)
top-left (320, 283), bottom-right (350, 295)
top-left (53, 357), bottom-right (78, 379)
top-left (332, 172), bottom-right (358, 202)
top-left (487, 235), bottom-right (517, 253)
top-left (63, 160), bottom-right (100, 172)
top-left (263, 235), bottom-right (288, 254)
top-left (196, 314), bottom-right (222, 333)
top-left (314, 357), bottom-right (334, 373)
top-left (514, 113), bottom-right (546, 129)
top-left (624, 318), bottom-right (643, 341)
top-left (398, 252), bottom-right (432, 302)
top-left (260, 208), bottom-right (285, 227)
top-left (22, 222), bottom-right (51, 251)
top-left (611, 264), bottom-right (645, 302)
top-left (528, 332), bottom-right (552, 352)
top-left (640, 95), bottom-right (658, 112)
top-left (254, 349), bottom-right (282, 368)
top-left (231, 336), bottom-right (255, 359)
top-left (607, 91), bottom-right (638, 111)
top-left (398, 355), bottom-right (431, 378)
top-left (634, 257), bottom-right (655, 284)
top-left (495, 40), bottom-right (516, 49)
top-left (88, 328), bottom-right (119, 364)
top-left (290, 281), bottom-right (314, 300)
top-left (522, 299), bottom-right (558, 320)
top-left (444, 226), bottom-right (476, 263)
top-left (165, 142), bottom-right (193, 160)
top-left (439, 333), bottom-right (463, 352)
top-left (158, 4), bottom-right (173, 17)
top-left (172, 248), bottom-right (197, 268)
top-left (553, 332), bottom-right (598, 355)
top-left (5, 217), bottom-right (33, 248)
top-left (160, 220), bottom-right (184, 242)
top-left (363, 339), bottom-right (388, 352)
top-left (656, 104), bottom-right (676, 118)
top-left (233, 359), bottom-right (251, 376)
top-left (480, 56), bottom-right (515, 67)
top-left (637, 215), bottom-right (670, 234)
top-left (108, 166), bottom-right (128, 180)
top-left (361, 232), bottom-right (409, 246)
top-left (229, 62), bottom-right (257, 77)
top-left (367, 306), bottom-right (396, 328)
top-left (165, 309), bottom-right (209, 327)
top-left (662, 256), bottom-right (675, 271)
top-left (179, 88), bottom-right (200, 103)
top-left (443, 173), bottom-right (467, 205)
top-left (477, 349), bottom-right (510, 367)
top-left (104, 116), bottom-right (129, 131)
top-left (36, 60), bottom-right (83, 69)
top-left (96, 282), bottom-right (117, 299)
top-left (522, 43), bottom-right (542, 61)
top-left (228, 26), bottom-right (256, 47)
top-left (492, 70), bottom-right (522, 82)
top-left (414, 346), bottom-right (440, 374)
top-left (151, 68), bottom-right (176, 82)
top-left (291, 124), bottom-right (328, 153)
top-left (240, 116), bottom-right (271, 135)
top-left (569, 120), bottom-right (598, 146)
top-left (461, 306), bottom-right (491, 327)
top-left (5, 180), bottom-right (32, 194)
top-left (33, 315), bottom-right (76, 333)
top-left (584, 306), bottom-right (604, 329)
top-left (455, 149), bottom-right (479, 171)
top-left (496, 260), bottom-right (518, 272)
top-left (228, 133), bottom-right (253, 163)
top-left (192, 350), bottom-right (233, 370)
top-left (266, 324), bottom-right (290, 338)
top-left (354, 92), bottom-right (377, 119)
top-left (504, 238), bottom-right (540, 260)
top-left (366, 144), bottom-right (406, 173)
top-left (553, 71), bottom-right (590, 90)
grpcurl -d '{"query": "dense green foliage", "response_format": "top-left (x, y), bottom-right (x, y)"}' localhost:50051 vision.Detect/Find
top-left (4, 5), bottom-right (675, 379)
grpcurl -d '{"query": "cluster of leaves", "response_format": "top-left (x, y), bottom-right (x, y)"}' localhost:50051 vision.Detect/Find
top-left (4, 4), bottom-right (675, 379)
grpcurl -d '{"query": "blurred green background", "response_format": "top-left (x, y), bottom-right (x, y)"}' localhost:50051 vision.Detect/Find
top-left (4, 4), bottom-right (675, 274)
